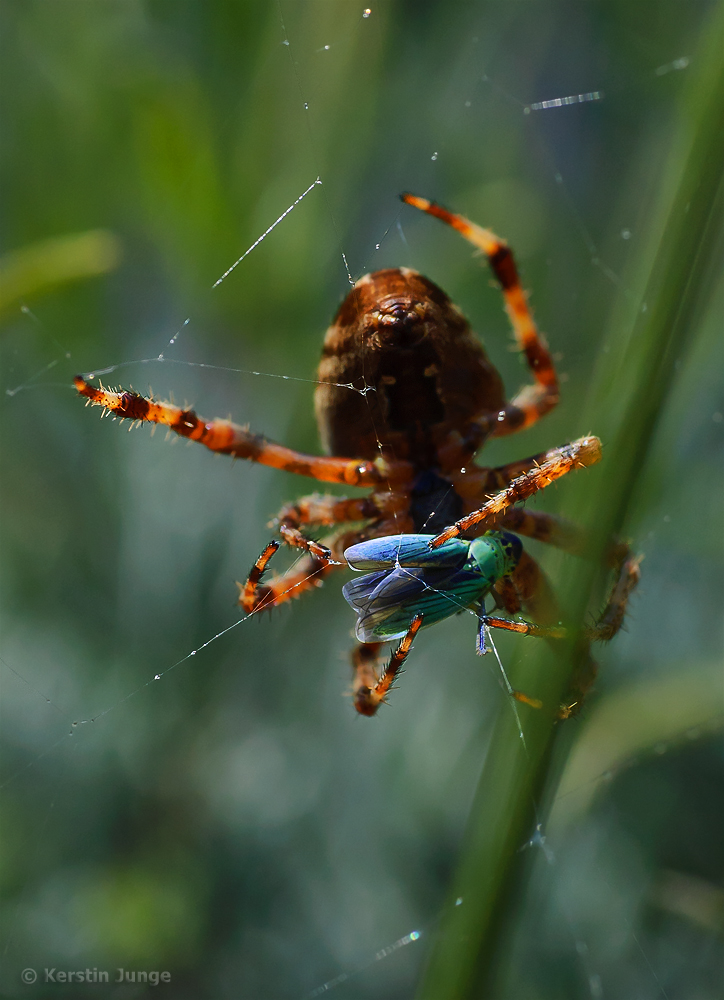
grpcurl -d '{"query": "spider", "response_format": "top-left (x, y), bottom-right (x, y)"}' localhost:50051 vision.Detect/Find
top-left (75, 194), bottom-right (640, 717)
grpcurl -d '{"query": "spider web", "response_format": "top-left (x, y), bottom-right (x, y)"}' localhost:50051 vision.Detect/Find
top-left (2, 4), bottom-right (723, 999)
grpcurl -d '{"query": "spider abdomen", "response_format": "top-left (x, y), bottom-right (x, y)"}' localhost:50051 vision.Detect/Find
top-left (315, 267), bottom-right (505, 466)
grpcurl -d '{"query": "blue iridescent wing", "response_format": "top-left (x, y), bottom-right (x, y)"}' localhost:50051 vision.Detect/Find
top-left (344, 533), bottom-right (470, 571)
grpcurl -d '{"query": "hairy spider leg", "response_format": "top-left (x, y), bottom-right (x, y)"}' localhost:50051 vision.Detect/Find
top-left (451, 444), bottom-right (612, 556)
top-left (239, 540), bottom-right (282, 613)
top-left (586, 551), bottom-right (642, 642)
top-left (239, 509), bottom-right (411, 615)
top-left (401, 194), bottom-right (559, 442)
top-left (273, 491), bottom-right (412, 544)
top-left (559, 550), bottom-right (642, 716)
top-left (431, 435), bottom-right (602, 547)
top-left (454, 442), bottom-right (601, 494)
top-left (352, 614), bottom-right (424, 717)
top-left (448, 439), bottom-right (641, 645)
top-left (74, 377), bottom-right (413, 488)
top-left (447, 442), bottom-right (640, 714)
top-left (238, 541), bottom-right (335, 615)
top-left (455, 455), bottom-right (630, 563)
top-left (483, 547), bottom-right (642, 716)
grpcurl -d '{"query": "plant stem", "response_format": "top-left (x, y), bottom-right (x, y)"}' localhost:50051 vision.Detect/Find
top-left (416, 6), bottom-right (724, 998)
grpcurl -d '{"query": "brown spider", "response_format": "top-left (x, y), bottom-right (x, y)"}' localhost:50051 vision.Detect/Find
top-left (75, 194), bottom-right (640, 717)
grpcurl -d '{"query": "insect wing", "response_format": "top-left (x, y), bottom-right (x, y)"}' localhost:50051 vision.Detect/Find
top-left (345, 562), bottom-right (487, 642)
top-left (353, 567), bottom-right (427, 642)
top-left (344, 533), bottom-right (469, 570)
top-left (346, 566), bottom-right (441, 642)
top-left (341, 570), bottom-right (390, 615)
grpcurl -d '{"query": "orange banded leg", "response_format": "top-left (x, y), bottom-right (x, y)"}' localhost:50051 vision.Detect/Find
top-left (74, 377), bottom-right (412, 488)
top-left (352, 614), bottom-right (424, 716)
top-left (482, 616), bottom-right (566, 641)
top-left (559, 552), bottom-right (642, 717)
top-left (401, 194), bottom-right (559, 437)
top-left (585, 552), bottom-right (642, 642)
top-left (239, 503), bottom-right (416, 616)
top-left (238, 540), bottom-right (281, 613)
top-left (277, 509), bottom-right (416, 563)
top-left (453, 461), bottom-right (633, 564)
top-left (274, 490), bottom-right (410, 533)
top-left (484, 549), bottom-right (641, 717)
top-left (323, 514), bottom-right (416, 565)
top-left (451, 442), bottom-right (605, 509)
top-left (431, 435), bottom-right (602, 547)
top-left (278, 526), bottom-right (334, 563)
top-left (237, 544), bottom-right (338, 614)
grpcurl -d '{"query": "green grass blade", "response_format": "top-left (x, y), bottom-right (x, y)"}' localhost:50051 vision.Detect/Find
top-left (416, 5), bottom-right (724, 997)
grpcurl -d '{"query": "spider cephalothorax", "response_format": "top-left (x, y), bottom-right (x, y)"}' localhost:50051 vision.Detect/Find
top-left (75, 194), bottom-right (639, 717)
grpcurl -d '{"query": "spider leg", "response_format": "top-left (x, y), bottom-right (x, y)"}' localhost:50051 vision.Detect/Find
top-left (585, 551), bottom-right (642, 643)
top-left (237, 515), bottom-right (355, 615)
top-left (239, 485), bottom-right (414, 616)
top-left (447, 444), bottom-right (554, 495)
top-left (431, 435), bottom-right (602, 546)
top-left (237, 542), bottom-right (339, 614)
top-left (487, 549), bottom-right (563, 636)
top-left (275, 491), bottom-right (412, 571)
top-left (483, 548), bottom-right (642, 717)
top-left (274, 491), bottom-right (411, 539)
top-left (401, 194), bottom-right (558, 440)
top-left (454, 443), bottom-right (594, 494)
top-left (74, 377), bottom-right (413, 488)
top-left (451, 447), bottom-right (607, 557)
top-left (352, 614), bottom-right (424, 716)
top-left (454, 452), bottom-right (632, 563)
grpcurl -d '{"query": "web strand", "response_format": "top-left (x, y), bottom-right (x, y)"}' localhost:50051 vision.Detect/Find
top-left (211, 178), bottom-right (322, 289)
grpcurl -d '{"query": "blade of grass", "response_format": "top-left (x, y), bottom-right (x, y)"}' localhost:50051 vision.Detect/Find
top-left (416, 5), bottom-right (724, 998)
top-left (0, 230), bottom-right (121, 322)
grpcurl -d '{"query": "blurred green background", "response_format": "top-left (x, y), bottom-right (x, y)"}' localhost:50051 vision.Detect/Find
top-left (1, 3), bottom-right (722, 998)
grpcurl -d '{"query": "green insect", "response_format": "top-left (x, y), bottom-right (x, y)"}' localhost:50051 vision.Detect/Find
top-left (343, 531), bottom-right (523, 646)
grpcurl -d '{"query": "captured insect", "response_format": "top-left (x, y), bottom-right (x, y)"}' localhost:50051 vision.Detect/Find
top-left (342, 530), bottom-right (570, 713)
top-left (75, 194), bottom-right (640, 717)
top-left (344, 532), bottom-right (524, 642)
